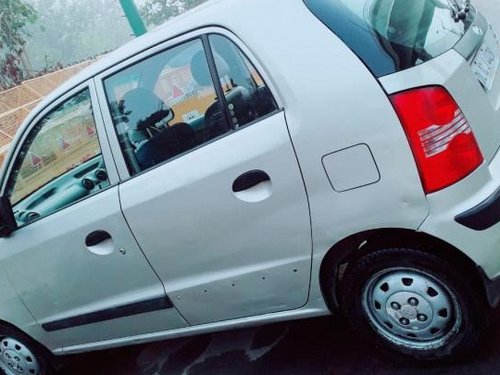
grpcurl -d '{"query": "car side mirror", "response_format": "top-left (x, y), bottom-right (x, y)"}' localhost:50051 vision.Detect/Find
top-left (0, 196), bottom-right (16, 237)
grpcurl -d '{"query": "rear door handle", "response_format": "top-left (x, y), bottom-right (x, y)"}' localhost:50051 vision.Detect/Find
top-left (85, 230), bottom-right (112, 247)
top-left (232, 170), bottom-right (271, 193)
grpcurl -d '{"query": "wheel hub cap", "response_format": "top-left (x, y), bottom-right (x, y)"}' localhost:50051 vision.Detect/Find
top-left (362, 268), bottom-right (462, 349)
top-left (386, 291), bottom-right (434, 331)
top-left (0, 337), bottom-right (39, 375)
top-left (3, 349), bottom-right (27, 373)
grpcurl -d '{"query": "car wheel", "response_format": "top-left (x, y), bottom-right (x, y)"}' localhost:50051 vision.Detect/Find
top-left (0, 325), bottom-right (52, 375)
top-left (339, 247), bottom-right (488, 361)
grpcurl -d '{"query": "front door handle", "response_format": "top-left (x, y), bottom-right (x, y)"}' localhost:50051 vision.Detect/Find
top-left (232, 170), bottom-right (271, 193)
top-left (85, 230), bottom-right (112, 247)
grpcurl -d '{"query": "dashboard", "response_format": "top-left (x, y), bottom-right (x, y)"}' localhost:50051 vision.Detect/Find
top-left (13, 155), bottom-right (109, 226)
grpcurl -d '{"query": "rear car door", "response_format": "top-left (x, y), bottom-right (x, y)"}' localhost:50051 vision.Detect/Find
top-left (97, 30), bottom-right (312, 325)
top-left (0, 82), bottom-right (187, 350)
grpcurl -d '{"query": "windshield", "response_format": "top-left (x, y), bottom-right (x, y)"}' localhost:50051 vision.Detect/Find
top-left (304, 0), bottom-right (475, 77)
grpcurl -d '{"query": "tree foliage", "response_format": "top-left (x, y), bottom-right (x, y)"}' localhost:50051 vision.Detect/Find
top-left (0, 0), bottom-right (37, 89)
top-left (25, 0), bottom-right (133, 74)
top-left (140, 0), bottom-right (207, 28)
top-left (1, 0), bottom-right (209, 90)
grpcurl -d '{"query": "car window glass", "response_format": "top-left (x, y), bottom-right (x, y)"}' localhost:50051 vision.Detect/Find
top-left (7, 89), bottom-right (110, 226)
top-left (104, 38), bottom-right (229, 175)
top-left (303, 0), bottom-right (474, 77)
top-left (209, 34), bottom-right (278, 128)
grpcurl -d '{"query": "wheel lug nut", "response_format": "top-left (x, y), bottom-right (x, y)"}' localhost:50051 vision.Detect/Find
top-left (408, 297), bottom-right (419, 306)
top-left (417, 314), bottom-right (427, 322)
top-left (391, 302), bottom-right (401, 310)
top-left (400, 318), bottom-right (410, 325)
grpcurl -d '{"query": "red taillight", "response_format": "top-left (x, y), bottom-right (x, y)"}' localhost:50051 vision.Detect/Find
top-left (390, 86), bottom-right (483, 194)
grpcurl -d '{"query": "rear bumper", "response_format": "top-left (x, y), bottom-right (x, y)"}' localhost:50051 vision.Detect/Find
top-left (479, 266), bottom-right (500, 307)
top-left (419, 147), bottom-right (500, 284)
top-left (455, 186), bottom-right (500, 230)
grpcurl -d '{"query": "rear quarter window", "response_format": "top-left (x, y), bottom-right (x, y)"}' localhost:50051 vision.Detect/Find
top-left (304, 0), bottom-right (475, 77)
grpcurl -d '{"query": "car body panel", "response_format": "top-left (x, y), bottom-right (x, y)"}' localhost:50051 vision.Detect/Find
top-left (0, 270), bottom-right (45, 344)
top-left (419, 147), bottom-right (500, 279)
top-left (0, 0), bottom-right (499, 357)
top-left (0, 83), bottom-right (189, 351)
top-left (0, 0), bottom-right (429, 353)
top-left (53, 306), bottom-right (327, 354)
top-left (379, 22), bottom-right (500, 279)
top-left (0, 181), bottom-right (192, 352)
top-left (250, 0), bottom-right (430, 257)
top-left (117, 111), bottom-right (313, 325)
top-left (380, 49), bottom-right (500, 164)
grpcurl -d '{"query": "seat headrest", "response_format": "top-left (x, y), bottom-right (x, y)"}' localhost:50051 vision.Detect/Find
top-left (121, 88), bottom-right (171, 129)
top-left (190, 51), bottom-right (230, 87)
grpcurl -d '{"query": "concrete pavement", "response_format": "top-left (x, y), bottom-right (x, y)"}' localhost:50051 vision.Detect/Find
top-left (60, 311), bottom-right (500, 375)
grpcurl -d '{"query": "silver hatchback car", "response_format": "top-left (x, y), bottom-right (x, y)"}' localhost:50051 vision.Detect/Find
top-left (0, 0), bottom-right (499, 373)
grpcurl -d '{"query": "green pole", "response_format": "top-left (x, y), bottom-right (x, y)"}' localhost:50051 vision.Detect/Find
top-left (119, 0), bottom-right (148, 37)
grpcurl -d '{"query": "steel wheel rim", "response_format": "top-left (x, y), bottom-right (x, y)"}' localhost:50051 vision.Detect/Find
top-left (0, 337), bottom-right (40, 375)
top-left (362, 267), bottom-right (462, 350)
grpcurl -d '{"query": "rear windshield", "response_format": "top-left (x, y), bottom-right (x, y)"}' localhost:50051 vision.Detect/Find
top-left (303, 0), bottom-right (475, 77)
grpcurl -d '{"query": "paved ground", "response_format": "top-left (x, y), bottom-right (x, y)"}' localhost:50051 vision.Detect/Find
top-left (60, 311), bottom-right (500, 375)
top-left (57, 1), bottom-right (500, 374)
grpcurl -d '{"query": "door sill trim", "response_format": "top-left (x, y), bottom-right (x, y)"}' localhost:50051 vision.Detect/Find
top-left (52, 306), bottom-right (328, 354)
top-left (42, 297), bottom-right (173, 332)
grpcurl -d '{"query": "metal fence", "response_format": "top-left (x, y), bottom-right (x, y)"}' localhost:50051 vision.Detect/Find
top-left (0, 61), bottom-right (94, 164)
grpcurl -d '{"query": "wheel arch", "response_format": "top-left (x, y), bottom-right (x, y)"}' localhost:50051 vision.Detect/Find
top-left (319, 228), bottom-right (488, 311)
top-left (0, 274), bottom-right (57, 367)
top-left (0, 318), bottom-right (58, 374)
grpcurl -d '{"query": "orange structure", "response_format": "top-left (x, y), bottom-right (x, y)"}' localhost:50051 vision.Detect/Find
top-left (0, 61), bottom-right (94, 165)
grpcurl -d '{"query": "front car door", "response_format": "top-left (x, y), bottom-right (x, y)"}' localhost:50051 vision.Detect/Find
top-left (0, 82), bottom-right (187, 350)
top-left (97, 30), bottom-right (312, 325)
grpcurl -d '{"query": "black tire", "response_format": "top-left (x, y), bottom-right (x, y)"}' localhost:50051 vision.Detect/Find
top-left (0, 324), bottom-right (53, 375)
top-left (338, 247), bottom-right (489, 362)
